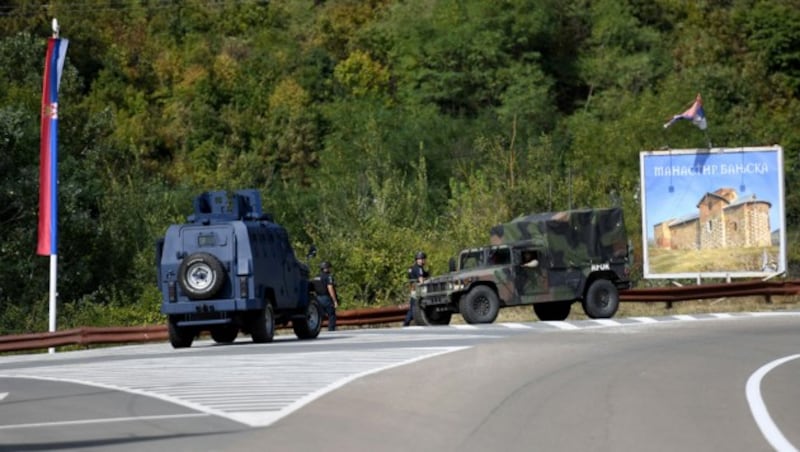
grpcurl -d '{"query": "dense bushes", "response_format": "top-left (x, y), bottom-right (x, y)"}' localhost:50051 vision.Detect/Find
top-left (1, 0), bottom-right (799, 333)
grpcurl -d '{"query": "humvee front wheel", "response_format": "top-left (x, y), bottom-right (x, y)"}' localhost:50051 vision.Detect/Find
top-left (211, 324), bottom-right (238, 344)
top-left (293, 296), bottom-right (322, 339)
top-left (414, 305), bottom-right (452, 326)
top-left (250, 304), bottom-right (275, 343)
top-left (582, 279), bottom-right (619, 319)
top-left (533, 301), bottom-right (572, 321)
top-left (178, 252), bottom-right (225, 300)
top-left (459, 286), bottom-right (500, 324)
top-left (168, 317), bottom-right (194, 348)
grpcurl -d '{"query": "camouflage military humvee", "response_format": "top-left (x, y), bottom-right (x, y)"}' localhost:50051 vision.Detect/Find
top-left (414, 208), bottom-right (632, 325)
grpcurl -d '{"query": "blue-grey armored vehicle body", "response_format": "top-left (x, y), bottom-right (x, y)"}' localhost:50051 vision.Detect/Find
top-left (156, 189), bottom-right (321, 348)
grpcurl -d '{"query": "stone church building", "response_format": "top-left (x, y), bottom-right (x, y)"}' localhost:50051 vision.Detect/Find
top-left (653, 188), bottom-right (772, 250)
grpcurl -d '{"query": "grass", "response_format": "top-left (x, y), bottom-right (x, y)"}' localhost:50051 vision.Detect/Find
top-left (648, 246), bottom-right (780, 273)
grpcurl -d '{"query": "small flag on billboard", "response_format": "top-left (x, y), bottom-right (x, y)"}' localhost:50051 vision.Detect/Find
top-left (663, 93), bottom-right (707, 130)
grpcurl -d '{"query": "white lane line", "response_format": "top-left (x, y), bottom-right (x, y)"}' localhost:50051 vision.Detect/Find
top-left (746, 354), bottom-right (800, 452)
top-left (452, 324), bottom-right (478, 330)
top-left (500, 323), bottom-right (532, 329)
top-left (223, 346), bottom-right (468, 427)
top-left (630, 317), bottom-right (659, 324)
top-left (0, 392), bottom-right (7, 401)
top-left (672, 314), bottom-right (697, 321)
top-left (543, 321), bottom-right (579, 330)
top-left (591, 319), bottom-right (620, 327)
top-left (709, 313), bottom-right (734, 319)
top-left (1, 374), bottom-right (236, 421)
top-left (0, 413), bottom-right (210, 430)
top-left (1, 346), bottom-right (468, 428)
top-left (751, 312), bottom-right (800, 317)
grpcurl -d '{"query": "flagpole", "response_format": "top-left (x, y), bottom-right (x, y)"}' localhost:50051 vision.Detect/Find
top-left (48, 254), bottom-right (57, 354)
top-left (47, 19), bottom-right (59, 354)
top-left (42, 18), bottom-right (64, 354)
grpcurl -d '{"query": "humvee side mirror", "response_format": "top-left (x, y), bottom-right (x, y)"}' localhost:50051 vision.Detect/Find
top-left (448, 257), bottom-right (456, 272)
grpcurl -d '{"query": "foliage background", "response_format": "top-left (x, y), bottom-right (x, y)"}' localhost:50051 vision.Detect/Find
top-left (1, 0), bottom-right (799, 333)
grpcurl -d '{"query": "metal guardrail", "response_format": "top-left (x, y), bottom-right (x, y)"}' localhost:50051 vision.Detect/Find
top-left (2, 280), bottom-right (798, 353)
top-left (0, 307), bottom-right (407, 353)
top-left (618, 279), bottom-right (800, 302)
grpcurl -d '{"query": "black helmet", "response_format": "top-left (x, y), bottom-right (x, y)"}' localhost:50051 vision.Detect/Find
top-left (320, 261), bottom-right (331, 270)
top-left (415, 251), bottom-right (426, 260)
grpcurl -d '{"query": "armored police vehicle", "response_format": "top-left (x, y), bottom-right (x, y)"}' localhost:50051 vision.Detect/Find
top-left (156, 189), bottom-right (322, 348)
top-left (414, 208), bottom-right (633, 325)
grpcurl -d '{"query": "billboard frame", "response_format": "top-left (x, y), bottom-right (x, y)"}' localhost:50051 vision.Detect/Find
top-left (639, 146), bottom-right (786, 280)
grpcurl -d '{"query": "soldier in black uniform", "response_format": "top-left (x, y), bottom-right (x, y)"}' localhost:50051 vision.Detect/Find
top-left (403, 251), bottom-right (429, 326)
top-left (314, 261), bottom-right (339, 331)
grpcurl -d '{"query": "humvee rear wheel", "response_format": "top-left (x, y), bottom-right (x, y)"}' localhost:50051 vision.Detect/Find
top-left (533, 301), bottom-right (572, 321)
top-left (250, 304), bottom-right (275, 343)
top-left (178, 252), bottom-right (226, 300)
top-left (414, 305), bottom-right (452, 326)
top-left (210, 324), bottom-right (238, 344)
top-left (582, 279), bottom-right (619, 319)
top-left (459, 286), bottom-right (500, 324)
top-left (293, 296), bottom-right (322, 339)
top-left (168, 317), bottom-right (195, 348)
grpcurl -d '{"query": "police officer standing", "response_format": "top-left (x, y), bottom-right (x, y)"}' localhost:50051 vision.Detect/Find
top-left (403, 251), bottom-right (430, 326)
top-left (314, 261), bottom-right (339, 331)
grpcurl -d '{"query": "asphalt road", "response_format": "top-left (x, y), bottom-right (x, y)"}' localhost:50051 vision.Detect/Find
top-left (1, 312), bottom-right (798, 452)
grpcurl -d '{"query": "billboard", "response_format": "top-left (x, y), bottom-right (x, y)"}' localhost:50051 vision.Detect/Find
top-left (640, 146), bottom-right (786, 279)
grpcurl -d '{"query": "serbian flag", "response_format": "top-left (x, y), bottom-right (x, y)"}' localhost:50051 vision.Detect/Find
top-left (37, 35), bottom-right (68, 256)
top-left (663, 93), bottom-right (707, 130)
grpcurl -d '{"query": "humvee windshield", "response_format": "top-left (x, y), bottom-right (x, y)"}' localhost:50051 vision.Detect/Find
top-left (460, 251), bottom-right (482, 270)
top-left (459, 246), bottom-right (510, 270)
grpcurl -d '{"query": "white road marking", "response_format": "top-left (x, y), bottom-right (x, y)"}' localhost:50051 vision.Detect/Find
top-left (3, 312), bottom-right (799, 431)
top-left (630, 317), bottom-right (659, 324)
top-left (543, 321), bottom-right (579, 330)
top-left (591, 319), bottom-right (620, 327)
top-left (672, 314), bottom-right (697, 321)
top-left (746, 354), bottom-right (800, 452)
top-left (0, 413), bottom-right (210, 430)
top-left (1, 347), bottom-right (466, 428)
top-left (709, 313), bottom-right (734, 319)
top-left (500, 323), bottom-right (532, 329)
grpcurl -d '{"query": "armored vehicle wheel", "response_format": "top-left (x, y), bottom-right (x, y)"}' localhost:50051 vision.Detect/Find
top-left (210, 324), bottom-right (238, 344)
top-left (459, 286), bottom-right (500, 324)
top-left (178, 252), bottom-right (226, 300)
top-left (414, 305), bottom-right (452, 326)
top-left (293, 296), bottom-right (322, 339)
top-left (250, 304), bottom-right (275, 343)
top-left (582, 279), bottom-right (619, 319)
top-left (168, 317), bottom-right (194, 348)
top-left (533, 301), bottom-right (571, 321)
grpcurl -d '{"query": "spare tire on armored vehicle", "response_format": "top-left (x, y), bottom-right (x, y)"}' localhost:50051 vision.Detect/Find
top-left (177, 252), bottom-right (226, 300)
